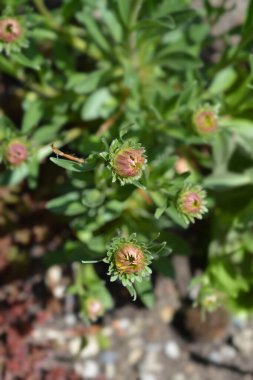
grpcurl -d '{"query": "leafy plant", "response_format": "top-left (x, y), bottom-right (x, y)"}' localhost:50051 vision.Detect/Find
top-left (1, 0), bottom-right (253, 319)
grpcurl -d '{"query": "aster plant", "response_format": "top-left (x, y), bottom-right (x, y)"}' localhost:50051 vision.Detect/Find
top-left (2, 0), bottom-right (253, 321)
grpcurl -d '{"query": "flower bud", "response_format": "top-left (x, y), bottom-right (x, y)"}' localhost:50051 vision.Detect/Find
top-left (115, 244), bottom-right (145, 274)
top-left (104, 234), bottom-right (153, 293)
top-left (0, 18), bottom-right (22, 43)
top-left (84, 297), bottom-right (104, 321)
top-left (177, 185), bottom-right (207, 223)
top-left (193, 105), bottom-right (218, 134)
top-left (113, 147), bottom-right (146, 179)
top-left (5, 140), bottom-right (28, 166)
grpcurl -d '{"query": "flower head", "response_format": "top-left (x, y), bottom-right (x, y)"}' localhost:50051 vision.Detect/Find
top-left (193, 104), bottom-right (218, 135)
top-left (4, 140), bottom-right (28, 166)
top-left (84, 297), bottom-right (104, 322)
top-left (0, 17), bottom-right (28, 54)
top-left (115, 244), bottom-right (146, 274)
top-left (0, 18), bottom-right (22, 43)
top-left (104, 234), bottom-right (153, 295)
top-left (108, 139), bottom-right (147, 185)
top-left (114, 148), bottom-right (145, 178)
top-left (177, 184), bottom-right (208, 224)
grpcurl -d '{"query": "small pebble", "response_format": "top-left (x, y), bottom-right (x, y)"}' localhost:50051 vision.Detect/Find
top-left (164, 341), bottom-right (181, 359)
top-left (171, 374), bottom-right (186, 380)
top-left (53, 284), bottom-right (66, 299)
top-left (146, 343), bottom-right (162, 353)
top-left (208, 350), bottom-right (222, 364)
top-left (139, 351), bottom-right (162, 373)
top-left (128, 348), bottom-right (143, 365)
top-left (64, 313), bottom-right (77, 326)
top-left (105, 363), bottom-right (116, 379)
top-left (68, 337), bottom-right (82, 356)
top-left (140, 373), bottom-right (157, 380)
top-left (75, 360), bottom-right (99, 378)
top-left (233, 328), bottom-right (253, 356)
top-left (45, 266), bottom-right (62, 288)
top-left (220, 344), bottom-right (236, 360)
top-left (159, 305), bottom-right (175, 323)
top-left (80, 336), bottom-right (99, 358)
top-left (100, 351), bottom-right (118, 364)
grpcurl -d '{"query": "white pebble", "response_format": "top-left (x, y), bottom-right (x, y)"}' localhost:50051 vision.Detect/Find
top-left (45, 266), bottom-right (62, 287)
top-left (75, 360), bottom-right (99, 378)
top-left (164, 341), bottom-right (181, 359)
top-left (208, 350), bottom-right (222, 363)
top-left (80, 336), bottom-right (99, 358)
top-left (68, 337), bottom-right (82, 356)
top-left (140, 373), bottom-right (157, 380)
top-left (53, 284), bottom-right (66, 299)
top-left (220, 345), bottom-right (236, 360)
top-left (64, 313), bottom-right (77, 326)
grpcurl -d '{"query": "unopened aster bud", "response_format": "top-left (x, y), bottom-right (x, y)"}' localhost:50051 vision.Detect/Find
top-left (193, 104), bottom-right (218, 135)
top-left (5, 140), bottom-right (28, 166)
top-left (108, 139), bottom-right (147, 185)
top-left (104, 234), bottom-right (153, 292)
top-left (0, 18), bottom-right (22, 43)
top-left (115, 244), bottom-right (145, 274)
top-left (114, 148), bottom-right (146, 178)
top-left (177, 184), bottom-right (208, 224)
top-left (84, 297), bottom-right (104, 321)
top-left (0, 16), bottom-right (28, 54)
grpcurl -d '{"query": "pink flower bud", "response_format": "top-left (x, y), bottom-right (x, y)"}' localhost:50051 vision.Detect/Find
top-left (0, 18), bottom-right (22, 43)
top-left (177, 185), bottom-right (207, 223)
top-left (180, 191), bottom-right (202, 214)
top-left (5, 141), bottom-right (28, 166)
top-left (85, 298), bottom-right (104, 321)
top-left (193, 105), bottom-right (218, 134)
top-left (113, 148), bottom-right (146, 178)
top-left (115, 244), bottom-right (145, 274)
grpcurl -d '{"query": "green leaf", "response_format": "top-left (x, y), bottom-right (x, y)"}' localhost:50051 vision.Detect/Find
top-left (50, 158), bottom-right (85, 172)
top-left (209, 67), bottom-right (237, 95)
top-left (136, 17), bottom-right (175, 32)
top-left (82, 189), bottom-right (105, 208)
top-left (116, 0), bottom-right (131, 26)
top-left (102, 9), bottom-right (123, 42)
top-left (242, 0), bottom-right (253, 35)
top-left (12, 52), bottom-right (40, 70)
top-left (153, 257), bottom-right (174, 278)
top-left (21, 99), bottom-right (43, 133)
top-left (66, 70), bottom-right (107, 94)
top-left (135, 278), bottom-right (155, 308)
top-left (155, 207), bottom-right (167, 219)
top-left (46, 192), bottom-right (87, 216)
top-left (81, 88), bottom-right (111, 120)
top-left (77, 11), bottom-right (110, 52)
top-left (204, 172), bottom-right (252, 188)
top-left (159, 52), bottom-right (202, 70)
